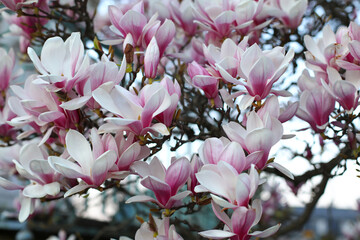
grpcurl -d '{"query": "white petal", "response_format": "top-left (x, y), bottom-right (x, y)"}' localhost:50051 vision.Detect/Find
top-left (66, 130), bottom-right (93, 175)
top-left (199, 230), bottom-right (236, 239)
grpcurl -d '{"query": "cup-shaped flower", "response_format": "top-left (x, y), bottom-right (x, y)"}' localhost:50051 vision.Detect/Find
top-left (170, 0), bottom-right (197, 36)
top-left (199, 137), bottom-right (263, 173)
top-left (187, 155), bottom-right (203, 194)
top-left (218, 43), bottom-right (294, 107)
top-left (322, 67), bottom-right (360, 112)
top-left (92, 82), bottom-right (172, 136)
top-left (27, 32), bottom-right (90, 92)
top-left (113, 131), bottom-right (150, 172)
top-left (195, 162), bottom-right (259, 209)
top-left (126, 157), bottom-right (191, 209)
top-left (199, 201), bottom-right (280, 240)
top-left (62, 57), bottom-right (126, 111)
top-left (187, 61), bottom-right (220, 106)
top-left (296, 86), bottom-right (335, 132)
top-left (49, 129), bottom-right (117, 197)
top-left (0, 143), bottom-right (61, 222)
top-left (304, 25), bottom-right (348, 72)
top-left (260, 0), bottom-right (308, 29)
top-left (14, 143), bottom-right (61, 198)
top-left (223, 111), bottom-right (283, 169)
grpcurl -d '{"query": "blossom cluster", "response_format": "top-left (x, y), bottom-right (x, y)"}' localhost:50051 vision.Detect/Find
top-left (1, 0), bottom-right (358, 239)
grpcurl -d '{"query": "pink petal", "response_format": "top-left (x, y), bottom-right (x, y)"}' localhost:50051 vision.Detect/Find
top-left (165, 158), bottom-right (191, 195)
top-left (0, 177), bottom-right (23, 190)
top-left (92, 150), bottom-right (117, 185)
top-left (141, 176), bottom-right (171, 207)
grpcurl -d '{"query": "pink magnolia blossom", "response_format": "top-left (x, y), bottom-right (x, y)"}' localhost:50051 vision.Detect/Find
top-left (322, 67), bottom-right (360, 112)
top-left (199, 137), bottom-right (263, 173)
top-left (199, 201), bottom-right (280, 240)
top-left (27, 32), bottom-right (90, 92)
top-left (187, 61), bottom-right (220, 107)
top-left (195, 162), bottom-right (259, 209)
top-left (62, 56), bottom-right (127, 111)
top-left (107, 3), bottom-right (175, 57)
top-left (0, 143), bottom-right (61, 222)
top-left (258, 0), bottom-right (308, 29)
top-left (169, 0), bottom-right (197, 36)
top-left (193, 0), bottom-right (236, 44)
top-left (223, 111), bottom-right (283, 169)
top-left (304, 25), bottom-right (348, 73)
top-left (49, 129), bottom-right (117, 197)
top-left (92, 82), bottom-right (172, 136)
top-left (127, 157), bottom-right (191, 209)
top-left (8, 75), bottom-right (81, 144)
top-left (218, 43), bottom-right (294, 108)
top-left (111, 131), bottom-right (150, 172)
top-left (296, 86), bottom-right (335, 132)
top-left (336, 22), bottom-right (360, 70)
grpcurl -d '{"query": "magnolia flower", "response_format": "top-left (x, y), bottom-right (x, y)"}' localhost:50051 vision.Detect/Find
top-left (322, 67), bottom-right (360, 112)
top-left (337, 22), bottom-right (360, 70)
top-left (92, 82), bottom-right (172, 136)
top-left (199, 201), bottom-right (280, 239)
top-left (127, 157), bottom-right (191, 209)
top-left (27, 32), bottom-right (90, 92)
top-left (0, 143), bottom-right (61, 222)
top-left (8, 75), bottom-right (81, 145)
top-left (169, 0), bottom-right (197, 36)
top-left (195, 162), bottom-right (259, 209)
top-left (61, 56), bottom-right (127, 111)
top-left (304, 25), bottom-right (348, 73)
top-left (107, 3), bottom-right (175, 56)
top-left (259, 0), bottom-right (308, 29)
top-left (199, 137), bottom-right (263, 173)
top-left (49, 129), bottom-right (117, 197)
top-left (218, 43), bottom-right (294, 108)
top-left (223, 111), bottom-right (283, 169)
top-left (112, 131), bottom-right (150, 172)
top-left (187, 61), bottom-right (220, 106)
top-left (296, 86), bottom-right (335, 132)
top-left (193, 0), bottom-right (236, 41)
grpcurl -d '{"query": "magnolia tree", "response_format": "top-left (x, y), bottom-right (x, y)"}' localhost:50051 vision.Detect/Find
top-left (0, 0), bottom-right (359, 239)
